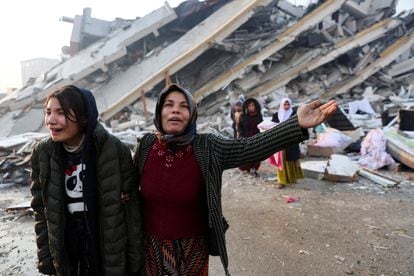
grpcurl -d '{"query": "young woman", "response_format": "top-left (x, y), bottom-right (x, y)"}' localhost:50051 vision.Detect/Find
top-left (238, 97), bottom-right (263, 176)
top-left (272, 97), bottom-right (304, 189)
top-left (134, 83), bottom-right (337, 275)
top-left (30, 85), bottom-right (143, 275)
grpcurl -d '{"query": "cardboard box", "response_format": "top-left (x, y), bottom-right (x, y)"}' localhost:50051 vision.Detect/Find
top-left (307, 144), bottom-right (344, 157)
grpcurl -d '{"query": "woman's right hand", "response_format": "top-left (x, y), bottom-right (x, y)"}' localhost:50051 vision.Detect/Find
top-left (296, 100), bottom-right (337, 128)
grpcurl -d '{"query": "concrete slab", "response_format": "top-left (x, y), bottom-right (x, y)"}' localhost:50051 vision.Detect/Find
top-left (35, 3), bottom-right (178, 102)
top-left (301, 160), bottom-right (328, 180)
top-left (100, 0), bottom-right (274, 120)
top-left (0, 112), bottom-right (16, 137)
top-left (10, 108), bottom-right (44, 136)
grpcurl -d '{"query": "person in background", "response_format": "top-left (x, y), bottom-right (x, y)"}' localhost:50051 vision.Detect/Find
top-left (230, 100), bottom-right (243, 138)
top-left (272, 97), bottom-right (304, 189)
top-left (238, 97), bottom-right (263, 176)
top-left (30, 85), bottom-right (143, 275)
top-left (134, 83), bottom-right (337, 276)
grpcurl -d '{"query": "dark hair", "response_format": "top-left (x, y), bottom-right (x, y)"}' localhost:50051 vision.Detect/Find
top-left (45, 85), bottom-right (88, 131)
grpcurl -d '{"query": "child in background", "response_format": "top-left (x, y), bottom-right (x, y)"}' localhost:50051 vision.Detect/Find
top-left (272, 97), bottom-right (304, 188)
top-left (238, 98), bottom-right (263, 176)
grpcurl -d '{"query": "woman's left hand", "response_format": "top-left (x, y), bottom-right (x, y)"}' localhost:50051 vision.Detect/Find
top-left (297, 100), bottom-right (337, 128)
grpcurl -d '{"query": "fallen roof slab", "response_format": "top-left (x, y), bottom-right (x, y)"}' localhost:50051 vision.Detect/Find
top-left (35, 3), bottom-right (178, 102)
top-left (246, 17), bottom-right (402, 98)
top-left (99, 0), bottom-right (274, 121)
top-left (193, 0), bottom-right (347, 102)
top-left (323, 30), bottom-right (414, 98)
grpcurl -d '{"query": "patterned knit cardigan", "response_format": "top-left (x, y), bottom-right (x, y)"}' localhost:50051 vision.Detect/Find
top-left (134, 115), bottom-right (308, 275)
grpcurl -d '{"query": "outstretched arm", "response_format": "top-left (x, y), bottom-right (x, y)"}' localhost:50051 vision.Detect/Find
top-left (297, 100), bottom-right (337, 128)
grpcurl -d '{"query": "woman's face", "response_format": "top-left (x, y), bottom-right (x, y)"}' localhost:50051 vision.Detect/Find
top-left (44, 97), bottom-right (83, 146)
top-left (161, 91), bottom-right (190, 135)
top-left (247, 101), bottom-right (256, 113)
top-left (283, 101), bottom-right (291, 111)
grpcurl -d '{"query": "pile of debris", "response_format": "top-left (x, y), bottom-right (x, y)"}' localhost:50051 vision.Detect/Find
top-left (1, 0), bottom-right (414, 186)
top-left (1, 0), bottom-right (414, 135)
top-left (0, 133), bottom-right (48, 187)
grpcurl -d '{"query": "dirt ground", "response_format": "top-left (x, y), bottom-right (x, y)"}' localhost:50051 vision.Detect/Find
top-left (1, 159), bottom-right (414, 276)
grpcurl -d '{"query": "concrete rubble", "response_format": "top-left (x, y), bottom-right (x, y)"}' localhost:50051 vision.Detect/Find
top-left (1, 0), bottom-right (414, 188)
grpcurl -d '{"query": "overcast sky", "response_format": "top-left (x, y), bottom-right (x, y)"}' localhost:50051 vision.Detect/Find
top-left (0, 0), bottom-right (413, 92)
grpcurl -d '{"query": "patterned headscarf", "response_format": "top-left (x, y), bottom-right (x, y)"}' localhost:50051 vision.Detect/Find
top-left (278, 97), bottom-right (293, 122)
top-left (154, 83), bottom-right (198, 147)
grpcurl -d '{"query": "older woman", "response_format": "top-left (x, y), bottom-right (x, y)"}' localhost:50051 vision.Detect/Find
top-left (134, 83), bottom-right (337, 276)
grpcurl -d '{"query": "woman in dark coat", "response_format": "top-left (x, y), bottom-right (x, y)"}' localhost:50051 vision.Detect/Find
top-left (134, 83), bottom-right (337, 275)
top-left (238, 97), bottom-right (263, 175)
top-left (272, 97), bottom-right (304, 189)
top-left (30, 85), bottom-right (143, 275)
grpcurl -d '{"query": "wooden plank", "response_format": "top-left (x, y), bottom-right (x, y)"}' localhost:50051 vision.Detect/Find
top-left (358, 167), bottom-right (400, 187)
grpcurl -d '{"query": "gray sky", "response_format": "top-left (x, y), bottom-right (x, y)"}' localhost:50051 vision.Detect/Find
top-left (0, 0), bottom-right (413, 92)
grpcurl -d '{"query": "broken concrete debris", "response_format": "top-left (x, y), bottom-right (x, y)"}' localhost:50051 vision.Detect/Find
top-left (0, 0), bottom-right (414, 188)
top-left (325, 154), bottom-right (360, 182)
top-left (0, 133), bottom-right (49, 188)
top-left (358, 167), bottom-right (400, 187)
top-left (2, 0), bottom-right (414, 134)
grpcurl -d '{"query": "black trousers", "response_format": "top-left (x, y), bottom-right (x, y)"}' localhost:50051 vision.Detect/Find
top-left (65, 213), bottom-right (101, 276)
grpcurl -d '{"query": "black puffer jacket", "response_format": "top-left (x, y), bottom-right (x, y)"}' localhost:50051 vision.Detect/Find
top-left (31, 124), bottom-right (143, 275)
top-left (31, 87), bottom-right (143, 276)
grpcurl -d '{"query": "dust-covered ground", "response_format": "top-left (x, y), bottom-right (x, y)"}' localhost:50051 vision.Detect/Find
top-left (1, 160), bottom-right (414, 276)
top-left (210, 161), bottom-right (414, 275)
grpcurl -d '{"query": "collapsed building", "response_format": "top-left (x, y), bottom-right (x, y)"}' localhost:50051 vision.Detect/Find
top-left (1, 0), bottom-right (414, 134)
top-left (1, 0), bottom-right (414, 185)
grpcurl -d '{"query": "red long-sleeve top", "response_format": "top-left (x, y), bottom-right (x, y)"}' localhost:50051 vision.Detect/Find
top-left (140, 141), bottom-right (208, 239)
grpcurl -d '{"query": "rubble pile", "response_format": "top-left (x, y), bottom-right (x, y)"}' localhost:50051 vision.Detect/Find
top-left (1, 0), bottom-right (414, 186)
top-left (0, 133), bottom-right (48, 188)
top-left (0, 0), bottom-right (414, 135)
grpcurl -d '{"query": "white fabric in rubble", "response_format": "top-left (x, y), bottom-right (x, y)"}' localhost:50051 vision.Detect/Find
top-left (348, 98), bottom-right (376, 115)
top-left (314, 128), bottom-right (352, 148)
top-left (357, 128), bottom-right (395, 170)
top-left (257, 120), bottom-right (277, 132)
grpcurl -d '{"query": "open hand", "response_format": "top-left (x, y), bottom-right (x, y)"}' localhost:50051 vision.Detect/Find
top-left (297, 100), bottom-right (337, 128)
